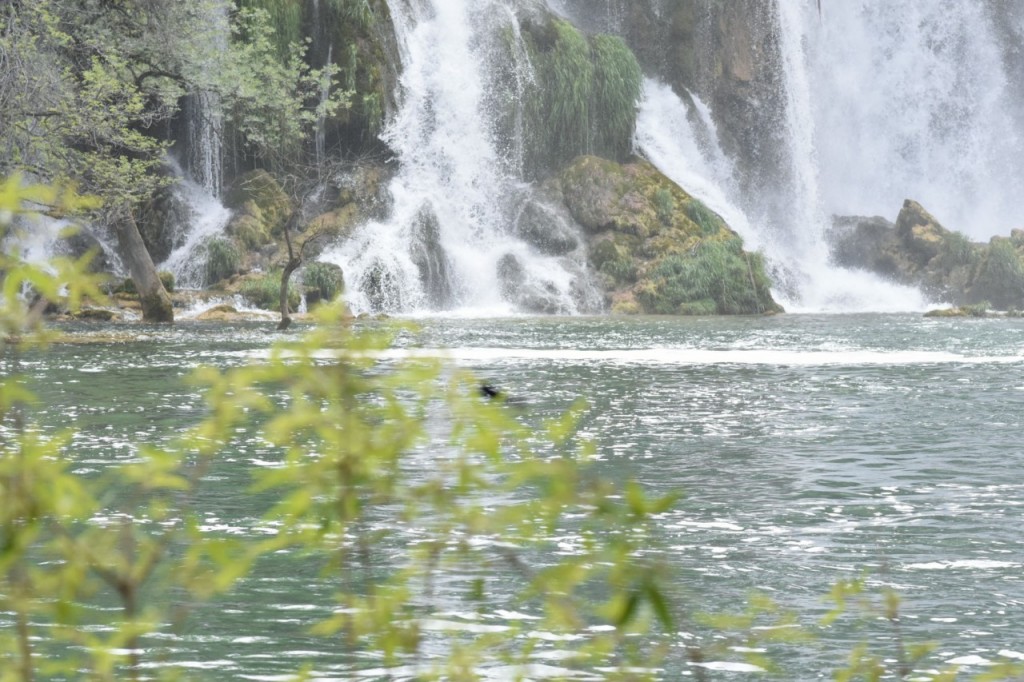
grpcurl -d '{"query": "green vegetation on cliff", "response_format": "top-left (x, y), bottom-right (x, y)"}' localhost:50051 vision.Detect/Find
top-left (521, 18), bottom-right (643, 177)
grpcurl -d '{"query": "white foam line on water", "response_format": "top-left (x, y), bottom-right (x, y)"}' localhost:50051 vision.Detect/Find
top-left (356, 348), bottom-right (1024, 367)
top-left (230, 347), bottom-right (1024, 367)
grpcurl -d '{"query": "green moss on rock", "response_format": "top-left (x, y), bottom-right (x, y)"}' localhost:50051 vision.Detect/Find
top-left (558, 155), bottom-right (781, 316)
top-left (224, 170), bottom-right (292, 237)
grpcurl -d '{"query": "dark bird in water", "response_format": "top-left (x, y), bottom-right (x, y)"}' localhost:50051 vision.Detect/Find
top-left (479, 382), bottom-right (527, 406)
top-left (479, 382), bottom-right (503, 399)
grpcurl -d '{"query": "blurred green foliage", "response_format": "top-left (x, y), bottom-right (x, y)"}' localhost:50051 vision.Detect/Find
top-left (4, 179), bottom-right (1024, 680)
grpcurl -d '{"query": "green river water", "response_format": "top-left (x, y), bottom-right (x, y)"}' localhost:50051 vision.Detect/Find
top-left (8, 313), bottom-right (1024, 679)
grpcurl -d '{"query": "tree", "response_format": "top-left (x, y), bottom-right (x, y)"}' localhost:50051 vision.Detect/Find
top-left (0, 1), bottom-right (348, 322)
top-left (0, 1), bottom-right (198, 320)
top-left (1, 177), bottom-right (682, 680)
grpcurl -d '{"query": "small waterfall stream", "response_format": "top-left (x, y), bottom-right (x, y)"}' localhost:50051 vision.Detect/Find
top-left (160, 0), bottom-right (232, 290)
top-left (158, 173), bottom-right (232, 289)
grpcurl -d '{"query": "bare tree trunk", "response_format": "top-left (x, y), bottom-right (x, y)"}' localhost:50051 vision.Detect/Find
top-left (277, 213), bottom-right (300, 331)
top-left (113, 211), bottom-right (173, 322)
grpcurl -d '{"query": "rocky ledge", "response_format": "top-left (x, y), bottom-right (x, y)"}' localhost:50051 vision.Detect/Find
top-left (829, 200), bottom-right (1024, 311)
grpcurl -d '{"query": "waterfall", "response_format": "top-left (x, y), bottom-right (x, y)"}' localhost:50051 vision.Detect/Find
top-left (182, 0), bottom-right (228, 196)
top-left (158, 168), bottom-right (232, 290)
top-left (322, 0), bottom-right (597, 315)
top-left (635, 77), bottom-right (930, 313)
top-left (184, 91), bottom-right (224, 197)
top-left (315, 46), bottom-right (333, 168)
top-left (803, 1), bottom-right (1024, 238)
top-left (752, 0), bottom-right (1024, 310)
top-left (634, 80), bottom-right (754, 248)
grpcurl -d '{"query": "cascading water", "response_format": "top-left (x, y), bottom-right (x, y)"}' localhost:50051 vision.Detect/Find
top-left (315, 46), bottom-right (334, 168)
top-left (321, 0), bottom-right (598, 315)
top-left (184, 91), bottom-right (224, 198)
top-left (760, 0), bottom-right (1024, 310)
top-left (804, 1), bottom-right (1024, 238)
top-left (160, 0), bottom-right (232, 290)
top-left (158, 173), bottom-right (232, 289)
top-left (635, 76), bottom-right (931, 313)
top-left (182, 0), bottom-right (228, 197)
top-left (634, 79), bottom-right (756, 249)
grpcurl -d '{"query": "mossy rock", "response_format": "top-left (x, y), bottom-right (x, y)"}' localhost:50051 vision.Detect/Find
top-left (924, 303), bottom-right (991, 318)
top-left (227, 200), bottom-right (272, 249)
top-left (558, 156), bottom-right (782, 316)
top-left (307, 204), bottom-right (360, 241)
top-left (195, 304), bottom-right (242, 322)
top-left (71, 307), bottom-right (119, 322)
top-left (558, 156), bottom-right (721, 240)
top-left (590, 237), bottom-right (637, 285)
top-left (224, 170), bottom-right (292, 237)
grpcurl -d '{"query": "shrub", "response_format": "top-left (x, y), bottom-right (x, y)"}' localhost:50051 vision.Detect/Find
top-left (589, 34), bottom-right (643, 161)
top-left (240, 270), bottom-right (300, 311)
top-left (653, 187), bottom-right (675, 226)
top-left (972, 239), bottom-right (1024, 309)
top-left (637, 238), bottom-right (775, 314)
top-left (941, 230), bottom-right (978, 267)
top-left (204, 238), bottom-right (241, 286)
top-left (302, 261), bottom-right (344, 305)
top-left (522, 20), bottom-right (642, 175)
top-left (158, 270), bottom-right (175, 293)
top-left (685, 199), bottom-right (724, 236)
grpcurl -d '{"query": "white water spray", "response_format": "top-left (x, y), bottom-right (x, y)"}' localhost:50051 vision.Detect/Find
top-left (159, 175), bottom-right (232, 289)
top-left (322, 0), bottom-right (594, 315)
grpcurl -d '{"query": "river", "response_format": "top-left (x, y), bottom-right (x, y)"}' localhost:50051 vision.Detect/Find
top-left (14, 313), bottom-right (1024, 679)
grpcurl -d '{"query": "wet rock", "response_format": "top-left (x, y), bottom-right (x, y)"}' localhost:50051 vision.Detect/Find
top-left (410, 206), bottom-right (455, 309)
top-left (137, 173), bottom-right (190, 264)
top-left (72, 307), bottom-right (119, 322)
top-left (497, 253), bottom-right (574, 314)
top-left (512, 198), bottom-right (580, 256)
